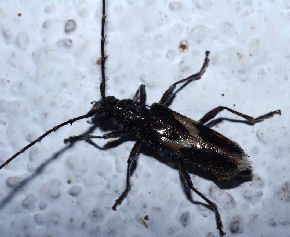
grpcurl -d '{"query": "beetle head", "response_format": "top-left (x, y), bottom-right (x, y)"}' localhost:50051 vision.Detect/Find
top-left (89, 96), bottom-right (118, 118)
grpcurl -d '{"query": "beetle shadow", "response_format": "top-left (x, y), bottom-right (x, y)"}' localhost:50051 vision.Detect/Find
top-left (0, 124), bottom-right (98, 211)
top-left (0, 146), bottom-right (71, 210)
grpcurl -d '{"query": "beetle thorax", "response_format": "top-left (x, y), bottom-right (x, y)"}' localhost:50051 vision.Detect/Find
top-left (113, 99), bottom-right (149, 129)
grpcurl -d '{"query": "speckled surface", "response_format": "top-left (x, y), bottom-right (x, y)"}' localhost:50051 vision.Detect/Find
top-left (0, 1), bottom-right (289, 237)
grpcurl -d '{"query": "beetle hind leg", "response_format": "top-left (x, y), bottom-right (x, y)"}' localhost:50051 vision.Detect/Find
top-left (199, 106), bottom-right (281, 125)
top-left (178, 157), bottom-right (226, 237)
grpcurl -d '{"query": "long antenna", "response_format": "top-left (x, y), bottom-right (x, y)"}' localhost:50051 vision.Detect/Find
top-left (100, 0), bottom-right (107, 98)
top-left (0, 1), bottom-right (108, 169)
top-left (0, 111), bottom-right (95, 169)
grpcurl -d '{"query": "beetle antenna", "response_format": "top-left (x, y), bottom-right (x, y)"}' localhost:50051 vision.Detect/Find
top-left (100, 0), bottom-right (107, 98)
top-left (0, 111), bottom-right (95, 169)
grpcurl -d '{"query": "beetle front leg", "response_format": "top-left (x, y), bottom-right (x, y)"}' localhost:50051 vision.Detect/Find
top-left (112, 140), bottom-right (143, 210)
top-left (64, 130), bottom-right (126, 144)
top-left (199, 106), bottom-right (281, 125)
top-left (133, 84), bottom-right (147, 106)
top-left (178, 157), bottom-right (226, 237)
top-left (159, 51), bottom-right (210, 107)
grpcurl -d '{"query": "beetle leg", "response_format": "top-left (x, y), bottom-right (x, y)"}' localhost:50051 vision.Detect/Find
top-left (159, 51), bottom-right (210, 107)
top-left (199, 106), bottom-right (281, 125)
top-left (178, 157), bottom-right (226, 237)
top-left (64, 130), bottom-right (126, 144)
top-left (83, 137), bottom-right (130, 151)
top-left (133, 84), bottom-right (147, 106)
top-left (112, 140), bottom-right (143, 210)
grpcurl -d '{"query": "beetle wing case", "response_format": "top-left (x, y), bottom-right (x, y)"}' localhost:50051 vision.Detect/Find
top-left (149, 103), bottom-right (252, 179)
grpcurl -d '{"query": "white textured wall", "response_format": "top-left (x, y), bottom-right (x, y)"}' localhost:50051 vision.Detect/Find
top-left (0, 0), bottom-right (289, 236)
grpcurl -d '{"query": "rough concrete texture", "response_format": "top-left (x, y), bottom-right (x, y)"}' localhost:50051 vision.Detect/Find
top-left (0, 0), bottom-right (289, 236)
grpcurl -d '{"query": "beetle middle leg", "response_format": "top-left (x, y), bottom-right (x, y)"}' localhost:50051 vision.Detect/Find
top-left (112, 140), bottom-right (143, 210)
top-left (159, 51), bottom-right (210, 107)
top-left (64, 132), bottom-right (144, 211)
top-left (178, 157), bottom-right (226, 237)
top-left (199, 106), bottom-right (281, 125)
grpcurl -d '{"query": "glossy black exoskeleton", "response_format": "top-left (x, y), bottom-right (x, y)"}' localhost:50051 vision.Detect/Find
top-left (0, 1), bottom-right (281, 236)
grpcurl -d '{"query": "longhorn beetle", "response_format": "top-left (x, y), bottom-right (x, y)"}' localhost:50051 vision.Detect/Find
top-left (0, 0), bottom-right (281, 236)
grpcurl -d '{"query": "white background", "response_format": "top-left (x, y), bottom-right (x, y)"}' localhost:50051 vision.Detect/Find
top-left (0, 0), bottom-right (289, 236)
